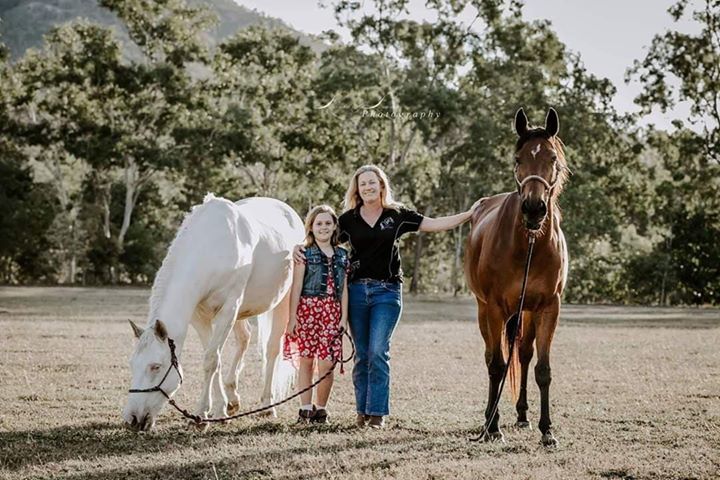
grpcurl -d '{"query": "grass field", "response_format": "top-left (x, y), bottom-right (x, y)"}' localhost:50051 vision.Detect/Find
top-left (1, 287), bottom-right (719, 479)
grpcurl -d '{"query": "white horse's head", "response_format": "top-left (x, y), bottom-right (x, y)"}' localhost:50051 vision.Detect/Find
top-left (122, 320), bottom-right (182, 431)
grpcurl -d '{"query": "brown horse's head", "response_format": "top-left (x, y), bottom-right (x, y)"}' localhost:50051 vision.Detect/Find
top-left (513, 107), bottom-right (568, 232)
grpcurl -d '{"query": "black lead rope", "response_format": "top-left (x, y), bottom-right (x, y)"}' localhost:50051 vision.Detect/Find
top-left (130, 329), bottom-right (354, 424)
top-left (471, 234), bottom-right (536, 442)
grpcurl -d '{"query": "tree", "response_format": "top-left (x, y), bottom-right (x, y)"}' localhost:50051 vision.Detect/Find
top-left (12, 23), bottom-right (125, 282)
top-left (628, 0), bottom-right (720, 163)
top-left (627, 0), bottom-right (720, 305)
top-left (208, 26), bottom-right (318, 204)
top-left (0, 155), bottom-right (58, 283)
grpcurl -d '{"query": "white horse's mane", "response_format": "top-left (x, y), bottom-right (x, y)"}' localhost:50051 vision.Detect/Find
top-left (147, 193), bottom-right (218, 325)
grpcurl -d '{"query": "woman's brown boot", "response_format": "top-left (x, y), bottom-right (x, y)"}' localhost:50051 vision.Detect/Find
top-left (368, 415), bottom-right (384, 429)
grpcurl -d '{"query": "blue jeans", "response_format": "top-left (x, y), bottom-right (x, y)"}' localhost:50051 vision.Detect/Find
top-left (348, 279), bottom-right (402, 416)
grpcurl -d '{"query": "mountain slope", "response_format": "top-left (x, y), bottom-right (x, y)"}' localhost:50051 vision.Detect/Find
top-left (0, 0), bottom-right (326, 59)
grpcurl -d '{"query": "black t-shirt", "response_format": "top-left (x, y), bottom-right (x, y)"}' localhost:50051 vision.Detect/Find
top-left (338, 206), bottom-right (424, 283)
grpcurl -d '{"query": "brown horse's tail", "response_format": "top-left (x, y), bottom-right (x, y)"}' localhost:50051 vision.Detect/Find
top-left (502, 312), bottom-right (523, 403)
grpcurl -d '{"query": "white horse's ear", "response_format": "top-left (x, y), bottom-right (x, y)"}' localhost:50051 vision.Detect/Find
top-left (154, 320), bottom-right (168, 341)
top-left (129, 320), bottom-right (144, 339)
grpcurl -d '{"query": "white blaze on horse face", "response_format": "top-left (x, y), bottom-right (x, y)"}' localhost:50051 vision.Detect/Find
top-left (531, 143), bottom-right (542, 159)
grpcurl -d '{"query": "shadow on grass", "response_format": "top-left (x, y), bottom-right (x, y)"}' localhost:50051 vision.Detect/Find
top-left (49, 455), bottom-right (412, 480)
top-left (0, 420), bottom-right (422, 474)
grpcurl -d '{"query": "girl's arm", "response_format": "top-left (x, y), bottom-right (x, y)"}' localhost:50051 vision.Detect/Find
top-left (340, 275), bottom-right (349, 332)
top-left (287, 261), bottom-right (306, 334)
top-left (418, 198), bottom-right (484, 233)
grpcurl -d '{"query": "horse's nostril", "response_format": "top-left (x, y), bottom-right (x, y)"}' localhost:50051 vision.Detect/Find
top-left (521, 200), bottom-right (530, 215)
top-left (131, 414), bottom-right (138, 426)
top-left (522, 199), bottom-right (545, 217)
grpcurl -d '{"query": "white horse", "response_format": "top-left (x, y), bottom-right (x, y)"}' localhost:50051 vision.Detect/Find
top-left (122, 195), bottom-right (304, 431)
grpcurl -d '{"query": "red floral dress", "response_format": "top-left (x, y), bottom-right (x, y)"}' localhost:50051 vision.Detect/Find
top-left (283, 267), bottom-right (343, 366)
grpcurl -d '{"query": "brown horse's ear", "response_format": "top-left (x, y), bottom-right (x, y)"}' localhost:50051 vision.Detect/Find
top-left (154, 319), bottom-right (168, 341)
top-left (545, 108), bottom-right (559, 137)
top-left (129, 320), bottom-right (144, 339)
top-left (514, 108), bottom-right (529, 136)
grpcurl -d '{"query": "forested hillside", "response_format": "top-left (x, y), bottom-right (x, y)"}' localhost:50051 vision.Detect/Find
top-left (0, 0), bottom-right (326, 59)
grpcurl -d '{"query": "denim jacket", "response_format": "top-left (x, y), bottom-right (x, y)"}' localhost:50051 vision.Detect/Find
top-left (301, 245), bottom-right (348, 300)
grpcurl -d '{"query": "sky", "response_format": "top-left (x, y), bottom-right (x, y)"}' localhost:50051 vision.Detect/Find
top-left (235, 0), bottom-right (701, 130)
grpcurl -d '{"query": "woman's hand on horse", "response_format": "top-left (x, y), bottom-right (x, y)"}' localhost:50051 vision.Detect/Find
top-left (469, 197), bottom-right (484, 214)
top-left (292, 244), bottom-right (305, 265)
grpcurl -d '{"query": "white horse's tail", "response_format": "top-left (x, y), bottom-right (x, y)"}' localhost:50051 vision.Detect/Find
top-left (256, 311), bottom-right (295, 402)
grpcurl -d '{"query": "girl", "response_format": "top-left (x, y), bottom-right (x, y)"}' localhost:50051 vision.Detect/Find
top-left (284, 205), bottom-right (349, 424)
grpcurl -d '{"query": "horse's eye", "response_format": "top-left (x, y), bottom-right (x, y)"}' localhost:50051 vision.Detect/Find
top-left (551, 155), bottom-right (558, 162)
top-left (149, 363), bottom-right (162, 372)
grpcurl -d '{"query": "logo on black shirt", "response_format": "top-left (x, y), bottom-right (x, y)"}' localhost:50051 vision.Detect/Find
top-left (379, 217), bottom-right (395, 231)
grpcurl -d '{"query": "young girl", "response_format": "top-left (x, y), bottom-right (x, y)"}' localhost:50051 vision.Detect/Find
top-left (284, 205), bottom-right (349, 424)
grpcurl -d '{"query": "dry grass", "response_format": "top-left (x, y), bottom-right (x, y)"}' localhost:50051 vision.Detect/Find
top-left (0, 286), bottom-right (719, 479)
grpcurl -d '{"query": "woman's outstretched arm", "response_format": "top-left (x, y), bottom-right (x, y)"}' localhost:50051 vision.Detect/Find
top-left (419, 198), bottom-right (483, 233)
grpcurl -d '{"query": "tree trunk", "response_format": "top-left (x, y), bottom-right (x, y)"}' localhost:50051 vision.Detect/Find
top-left (100, 180), bottom-right (112, 240)
top-left (660, 235), bottom-right (672, 306)
top-left (68, 211), bottom-right (78, 284)
top-left (117, 159), bottom-right (139, 251)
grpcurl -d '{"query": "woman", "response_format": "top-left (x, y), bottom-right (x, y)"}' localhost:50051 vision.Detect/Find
top-left (295, 164), bottom-right (481, 429)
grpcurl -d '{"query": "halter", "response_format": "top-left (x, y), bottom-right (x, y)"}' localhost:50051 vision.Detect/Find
top-left (126, 330), bottom-right (354, 424)
top-left (514, 164), bottom-right (561, 195)
top-left (128, 338), bottom-right (183, 400)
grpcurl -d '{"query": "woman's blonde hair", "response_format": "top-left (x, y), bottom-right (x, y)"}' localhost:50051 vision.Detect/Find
top-left (304, 205), bottom-right (339, 247)
top-left (343, 164), bottom-right (402, 212)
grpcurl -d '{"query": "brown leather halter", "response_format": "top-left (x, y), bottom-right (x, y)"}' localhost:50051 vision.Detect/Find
top-left (128, 338), bottom-right (183, 399)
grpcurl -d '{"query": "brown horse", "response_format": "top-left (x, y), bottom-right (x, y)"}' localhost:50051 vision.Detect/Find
top-left (464, 107), bottom-right (569, 446)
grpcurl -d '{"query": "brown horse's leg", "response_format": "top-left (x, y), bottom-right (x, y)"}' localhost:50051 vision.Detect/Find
top-left (516, 312), bottom-right (536, 428)
top-left (482, 301), bottom-right (506, 440)
top-left (535, 297), bottom-right (559, 446)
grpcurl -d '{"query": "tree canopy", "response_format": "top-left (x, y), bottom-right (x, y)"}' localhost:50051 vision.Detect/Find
top-left (0, 0), bottom-right (715, 305)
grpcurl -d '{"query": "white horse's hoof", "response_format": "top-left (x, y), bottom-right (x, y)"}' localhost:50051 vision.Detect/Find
top-left (227, 401), bottom-right (240, 416)
top-left (541, 432), bottom-right (558, 447)
top-left (210, 408), bottom-right (228, 421)
top-left (515, 421), bottom-right (531, 429)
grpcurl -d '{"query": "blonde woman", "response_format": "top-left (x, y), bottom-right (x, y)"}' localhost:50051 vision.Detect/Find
top-left (295, 165), bottom-right (480, 428)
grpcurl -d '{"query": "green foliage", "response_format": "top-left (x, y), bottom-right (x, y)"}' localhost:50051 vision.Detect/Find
top-left (0, 155), bottom-right (59, 282)
top-left (0, 0), bottom-right (716, 305)
top-left (628, 0), bottom-right (720, 162)
top-left (622, 0), bottom-right (720, 305)
top-left (0, 0), bottom-right (326, 60)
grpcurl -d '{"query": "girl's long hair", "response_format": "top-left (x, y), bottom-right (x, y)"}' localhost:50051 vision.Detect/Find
top-left (303, 205), bottom-right (339, 247)
top-left (343, 164), bottom-right (403, 212)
